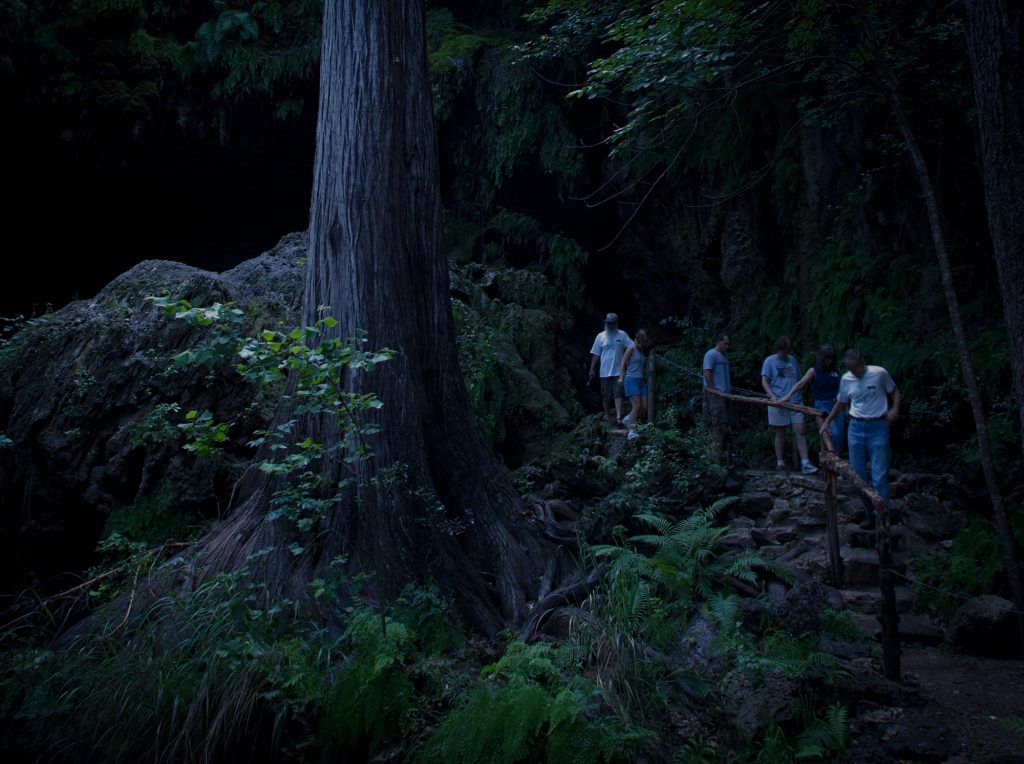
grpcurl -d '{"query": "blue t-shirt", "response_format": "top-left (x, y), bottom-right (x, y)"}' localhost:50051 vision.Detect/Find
top-left (761, 354), bottom-right (801, 398)
top-left (811, 366), bottom-right (841, 401)
top-left (702, 348), bottom-right (731, 392)
top-left (625, 346), bottom-right (646, 379)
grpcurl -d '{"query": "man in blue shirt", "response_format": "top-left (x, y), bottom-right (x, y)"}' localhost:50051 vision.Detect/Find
top-left (761, 336), bottom-right (818, 473)
top-left (702, 332), bottom-right (732, 460)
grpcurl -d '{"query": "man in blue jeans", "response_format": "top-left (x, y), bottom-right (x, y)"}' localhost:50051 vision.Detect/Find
top-left (819, 348), bottom-right (901, 530)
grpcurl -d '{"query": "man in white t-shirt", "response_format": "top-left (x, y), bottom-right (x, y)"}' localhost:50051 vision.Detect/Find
top-left (820, 348), bottom-right (901, 530)
top-left (588, 313), bottom-right (632, 425)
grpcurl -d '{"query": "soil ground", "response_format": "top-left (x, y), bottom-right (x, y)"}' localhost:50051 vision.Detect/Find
top-left (902, 646), bottom-right (1024, 763)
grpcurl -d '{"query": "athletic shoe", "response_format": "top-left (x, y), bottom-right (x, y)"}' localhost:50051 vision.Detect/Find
top-left (801, 463), bottom-right (819, 474)
top-left (627, 429), bottom-right (639, 440)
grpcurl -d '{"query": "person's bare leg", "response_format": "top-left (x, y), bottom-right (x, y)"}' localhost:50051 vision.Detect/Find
top-left (774, 426), bottom-right (786, 465)
top-left (615, 396), bottom-right (624, 424)
top-left (624, 396), bottom-right (639, 426)
top-left (794, 422), bottom-right (810, 460)
top-left (602, 397), bottom-right (614, 425)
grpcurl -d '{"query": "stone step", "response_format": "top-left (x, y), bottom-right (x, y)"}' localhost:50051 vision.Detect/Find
top-left (842, 547), bottom-right (907, 586)
top-left (845, 524), bottom-right (906, 551)
top-left (852, 612), bottom-right (944, 645)
top-left (839, 586), bottom-right (915, 614)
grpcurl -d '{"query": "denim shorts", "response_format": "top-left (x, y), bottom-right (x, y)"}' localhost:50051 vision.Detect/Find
top-left (624, 377), bottom-right (648, 397)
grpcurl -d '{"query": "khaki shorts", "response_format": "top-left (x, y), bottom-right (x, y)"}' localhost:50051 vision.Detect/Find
top-left (703, 393), bottom-right (730, 427)
top-left (768, 406), bottom-right (804, 427)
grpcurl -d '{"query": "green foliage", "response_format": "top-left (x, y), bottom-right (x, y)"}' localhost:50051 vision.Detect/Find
top-left (128, 401), bottom-right (181, 447)
top-left (147, 296), bottom-right (393, 533)
top-left (999, 716), bottom-right (1024, 738)
top-left (453, 300), bottom-right (506, 446)
top-left (178, 408), bottom-right (232, 455)
top-left (0, 569), bottom-right (472, 762)
top-left (794, 704), bottom-right (848, 761)
top-left (914, 511), bottom-right (1024, 618)
top-left (322, 610), bottom-right (417, 751)
top-left (422, 640), bottom-right (648, 763)
top-left (103, 483), bottom-right (190, 546)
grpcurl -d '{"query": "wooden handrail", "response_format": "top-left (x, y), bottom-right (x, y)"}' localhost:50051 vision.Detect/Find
top-left (697, 380), bottom-right (901, 679)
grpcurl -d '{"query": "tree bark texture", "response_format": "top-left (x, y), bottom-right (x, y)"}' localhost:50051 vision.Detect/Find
top-left (198, 0), bottom-right (552, 634)
top-left (964, 0), bottom-right (1024, 455)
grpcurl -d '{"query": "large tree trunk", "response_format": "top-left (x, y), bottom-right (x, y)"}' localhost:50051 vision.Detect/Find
top-left (197, 0), bottom-right (552, 634)
top-left (963, 0), bottom-right (1024, 456)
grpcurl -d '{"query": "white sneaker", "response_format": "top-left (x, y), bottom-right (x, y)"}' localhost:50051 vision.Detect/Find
top-left (627, 428), bottom-right (639, 440)
top-left (801, 463), bottom-right (819, 474)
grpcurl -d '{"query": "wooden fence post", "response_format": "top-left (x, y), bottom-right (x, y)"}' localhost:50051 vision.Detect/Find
top-left (877, 501), bottom-right (901, 680)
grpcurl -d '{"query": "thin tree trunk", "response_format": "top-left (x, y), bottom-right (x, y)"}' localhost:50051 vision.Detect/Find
top-left (197, 0), bottom-right (554, 634)
top-left (889, 92), bottom-right (1024, 634)
top-left (963, 0), bottom-right (1024, 457)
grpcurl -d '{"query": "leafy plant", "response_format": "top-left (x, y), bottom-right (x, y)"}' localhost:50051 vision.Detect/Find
top-left (421, 640), bottom-right (649, 763)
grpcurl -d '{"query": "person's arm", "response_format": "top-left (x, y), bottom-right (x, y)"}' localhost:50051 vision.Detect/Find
top-left (588, 334), bottom-right (602, 380)
top-left (887, 386), bottom-right (902, 424)
top-left (619, 346), bottom-right (635, 381)
top-left (820, 400), bottom-right (848, 434)
top-left (761, 374), bottom-right (776, 401)
top-left (703, 367), bottom-right (715, 390)
top-left (781, 368), bottom-right (814, 403)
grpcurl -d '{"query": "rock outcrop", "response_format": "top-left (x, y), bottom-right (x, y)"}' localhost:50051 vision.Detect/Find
top-left (0, 233), bottom-right (308, 588)
top-left (0, 233), bottom-right (583, 591)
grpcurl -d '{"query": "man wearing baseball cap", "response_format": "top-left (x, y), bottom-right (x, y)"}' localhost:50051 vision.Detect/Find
top-left (589, 313), bottom-right (632, 426)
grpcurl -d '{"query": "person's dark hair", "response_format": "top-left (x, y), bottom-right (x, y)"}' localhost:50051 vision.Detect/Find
top-left (635, 329), bottom-right (652, 349)
top-left (715, 330), bottom-right (730, 343)
top-left (775, 336), bottom-right (791, 352)
top-left (816, 343), bottom-right (837, 371)
top-left (844, 347), bottom-right (863, 364)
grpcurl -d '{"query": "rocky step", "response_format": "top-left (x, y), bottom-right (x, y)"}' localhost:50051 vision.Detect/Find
top-left (845, 523), bottom-right (906, 551)
top-left (842, 547), bottom-right (907, 586)
top-left (839, 585), bottom-right (916, 615)
top-left (852, 612), bottom-right (944, 645)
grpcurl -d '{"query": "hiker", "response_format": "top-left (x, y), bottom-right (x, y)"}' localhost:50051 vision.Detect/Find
top-left (782, 343), bottom-right (846, 455)
top-left (702, 331), bottom-right (732, 459)
top-left (619, 329), bottom-right (652, 439)
top-left (820, 348), bottom-right (901, 530)
top-left (761, 336), bottom-right (818, 474)
top-left (588, 313), bottom-right (632, 426)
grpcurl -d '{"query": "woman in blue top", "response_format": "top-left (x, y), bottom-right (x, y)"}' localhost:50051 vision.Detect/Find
top-left (782, 344), bottom-right (846, 455)
top-left (618, 330), bottom-right (652, 439)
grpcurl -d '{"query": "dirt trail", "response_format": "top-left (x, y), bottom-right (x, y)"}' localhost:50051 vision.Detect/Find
top-left (901, 646), bottom-right (1024, 763)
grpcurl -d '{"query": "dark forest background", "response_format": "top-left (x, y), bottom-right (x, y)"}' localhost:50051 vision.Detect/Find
top-left (1, 0), bottom-right (1013, 456)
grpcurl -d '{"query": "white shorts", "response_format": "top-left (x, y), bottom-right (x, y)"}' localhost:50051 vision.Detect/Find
top-left (768, 407), bottom-right (804, 427)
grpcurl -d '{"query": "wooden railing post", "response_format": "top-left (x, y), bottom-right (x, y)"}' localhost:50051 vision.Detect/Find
top-left (877, 501), bottom-right (901, 680)
top-left (819, 427), bottom-right (844, 588)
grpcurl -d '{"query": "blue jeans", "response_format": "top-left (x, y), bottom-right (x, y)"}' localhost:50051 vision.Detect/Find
top-left (847, 418), bottom-right (891, 520)
top-left (814, 399), bottom-right (846, 455)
